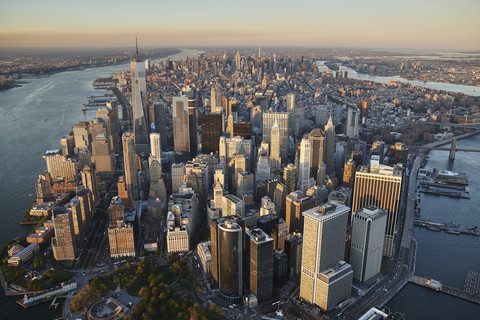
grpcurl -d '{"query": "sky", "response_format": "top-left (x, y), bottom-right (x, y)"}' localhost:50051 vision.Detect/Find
top-left (1, 0), bottom-right (480, 50)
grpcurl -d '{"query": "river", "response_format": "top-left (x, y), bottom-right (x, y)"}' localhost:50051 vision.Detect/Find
top-left (0, 48), bottom-right (202, 319)
top-left (316, 61), bottom-right (480, 97)
top-left (386, 135), bottom-right (480, 318)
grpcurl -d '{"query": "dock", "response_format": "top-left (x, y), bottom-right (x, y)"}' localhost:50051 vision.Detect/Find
top-left (414, 219), bottom-right (479, 236)
top-left (419, 187), bottom-right (470, 199)
top-left (409, 275), bottom-right (480, 305)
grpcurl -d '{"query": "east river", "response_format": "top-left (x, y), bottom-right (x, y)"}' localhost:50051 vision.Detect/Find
top-left (0, 51), bottom-right (478, 318)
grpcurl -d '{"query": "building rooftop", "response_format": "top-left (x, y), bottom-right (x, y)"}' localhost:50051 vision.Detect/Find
top-left (246, 228), bottom-right (273, 244)
top-left (318, 260), bottom-right (352, 283)
top-left (303, 201), bottom-right (350, 222)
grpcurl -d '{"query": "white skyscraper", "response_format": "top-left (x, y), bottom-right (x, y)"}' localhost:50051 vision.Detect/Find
top-left (324, 116), bottom-right (335, 175)
top-left (263, 112), bottom-right (289, 163)
top-left (172, 96), bottom-right (190, 153)
top-left (270, 118), bottom-right (282, 169)
top-left (297, 136), bottom-right (314, 192)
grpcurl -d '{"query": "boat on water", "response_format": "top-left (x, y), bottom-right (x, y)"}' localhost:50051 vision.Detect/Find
top-left (43, 116), bottom-right (47, 121)
top-left (446, 229), bottom-right (460, 235)
top-left (427, 227), bottom-right (441, 231)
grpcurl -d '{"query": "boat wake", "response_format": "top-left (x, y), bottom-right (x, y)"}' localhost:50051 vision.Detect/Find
top-left (26, 81), bottom-right (55, 100)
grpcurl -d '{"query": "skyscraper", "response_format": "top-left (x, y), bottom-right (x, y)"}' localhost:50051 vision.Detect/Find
top-left (300, 202), bottom-right (352, 311)
top-left (286, 191), bottom-right (315, 233)
top-left (324, 116), bottom-right (335, 175)
top-left (346, 107), bottom-right (360, 138)
top-left (122, 132), bottom-right (139, 200)
top-left (81, 165), bottom-right (98, 205)
top-left (43, 153), bottom-right (78, 181)
top-left (283, 164), bottom-right (297, 194)
top-left (245, 228), bottom-right (273, 301)
top-left (201, 113), bottom-right (223, 154)
top-left (343, 159), bottom-right (356, 188)
top-left (352, 164), bottom-right (403, 257)
top-left (297, 136), bottom-right (314, 192)
top-left (130, 39), bottom-right (149, 150)
top-left (149, 132), bottom-right (161, 162)
top-left (222, 194), bottom-right (245, 218)
top-left (172, 96), bottom-right (190, 153)
top-left (263, 112), bottom-right (289, 163)
top-left (270, 118), bottom-right (282, 169)
top-left (210, 217), bottom-right (243, 299)
top-left (188, 93), bottom-right (198, 157)
top-left (52, 207), bottom-right (78, 261)
top-left (286, 93), bottom-right (295, 136)
top-left (171, 163), bottom-right (185, 194)
top-left (309, 128), bottom-right (325, 178)
top-left (350, 206), bottom-right (387, 284)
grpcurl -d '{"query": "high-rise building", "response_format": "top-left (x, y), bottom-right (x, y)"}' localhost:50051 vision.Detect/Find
top-left (172, 96), bottom-right (190, 153)
top-left (343, 159), bottom-right (356, 188)
top-left (309, 128), bottom-right (325, 178)
top-left (91, 131), bottom-right (114, 177)
top-left (352, 165), bottom-right (402, 257)
top-left (75, 186), bottom-right (93, 232)
top-left (270, 118), bottom-right (282, 170)
top-left (222, 194), bottom-right (245, 218)
top-left (108, 220), bottom-right (136, 258)
top-left (210, 217), bottom-right (243, 299)
top-left (35, 172), bottom-right (51, 200)
top-left (210, 83), bottom-right (223, 114)
top-left (245, 228), bottom-right (273, 301)
top-left (346, 107), bottom-right (360, 138)
top-left (235, 50), bottom-right (241, 70)
top-left (284, 232), bottom-right (303, 279)
top-left (350, 206), bottom-right (387, 284)
top-left (171, 163), bottom-right (185, 194)
top-left (263, 112), bottom-right (289, 163)
top-left (64, 199), bottom-right (84, 246)
top-left (316, 105), bottom-right (328, 127)
top-left (52, 207), bottom-right (78, 261)
top-left (201, 113), bottom-right (223, 154)
top-left (130, 41), bottom-right (149, 150)
top-left (324, 117), bottom-right (336, 175)
top-left (73, 121), bottom-right (91, 154)
top-left (299, 202), bottom-right (352, 311)
top-left (149, 160), bottom-right (165, 198)
top-left (96, 105), bottom-right (120, 153)
top-left (286, 93), bottom-right (295, 136)
top-left (149, 132), bottom-right (161, 163)
top-left (81, 165), bottom-right (98, 205)
top-left (188, 93), bottom-right (198, 157)
top-left (122, 132), bottom-right (139, 200)
top-left (297, 137), bottom-right (314, 192)
top-left (283, 164), bottom-right (297, 194)
top-left (286, 191), bottom-right (315, 233)
top-left (43, 153), bottom-right (78, 181)
top-left (294, 103), bottom-right (305, 138)
top-left (61, 135), bottom-right (75, 157)
top-left (233, 122), bottom-right (251, 140)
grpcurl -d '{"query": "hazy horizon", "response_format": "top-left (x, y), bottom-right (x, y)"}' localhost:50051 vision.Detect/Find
top-left (1, 0), bottom-right (480, 50)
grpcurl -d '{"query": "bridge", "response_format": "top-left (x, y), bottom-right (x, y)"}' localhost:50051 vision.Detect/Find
top-left (408, 130), bottom-right (480, 160)
top-left (420, 120), bottom-right (480, 130)
top-left (409, 274), bottom-right (480, 305)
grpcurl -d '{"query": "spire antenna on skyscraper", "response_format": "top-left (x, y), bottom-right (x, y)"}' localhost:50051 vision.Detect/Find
top-left (135, 34), bottom-right (139, 62)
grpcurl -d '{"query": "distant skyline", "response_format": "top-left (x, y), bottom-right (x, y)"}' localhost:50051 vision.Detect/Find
top-left (1, 0), bottom-right (480, 50)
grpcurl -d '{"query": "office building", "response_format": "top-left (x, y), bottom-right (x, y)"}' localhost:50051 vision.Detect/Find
top-left (122, 132), bottom-right (139, 200)
top-left (245, 228), bottom-right (273, 301)
top-left (283, 164), bottom-right (297, 194)
top-left (286, 93), bottom-right (295, 136)
top-left (73, 121), bottom-right (91, 153)
top-left (108, 220), bottom-right (136, 258)
top-left (64, 199), bottom-right (84, 246)
top-left (197, 241), bottom-right (212, 275)
top-left (284, 232), bottom-right (303, 278)
top-left (171, 163), bottom-right (185, 194)
top-left (324, 117), bottom-right (335, 174)
top-left (149, 132), bottom-right (161, 163)
top-left (270, 118), bottom-right (282, 169)
top-left (222, 194), bottom-right (245, 218)
top-left (130, 44), bottom-right (149, 149)
top-left (210, 217), bottom-right (243, 299)
top-left (352, 164), bottom-right (402, 257)
top-left (346, 107), bottom-right (360, 138)
top-left (61, 135), bottom-right (75, 157)
top-left (286, 191), bottom-right (315, 233)
top-left (201, 113), bottom-right (223, 154)
top-left (81, 165), bottom-right (98, 205)
top-left (263, 112), bottom-right (289, 163)
top-left (309, 129), bottom-right (325, 178)
top-left (350, 206), bottom-right (387, 284)
top-left (297, 136), bottom-right (315, 192)
top-left (173, 96), bottom-right (191, 153)
top-left (52, 208), bottom-right (78, 261)
top-left (91, 132), bottom-right (114, 177)
top-left (343, 159), bottom-right (356, 188)
top-left (43, 153), bottom-right (77, 181)
top-left (300, 202), bottom-right (351, 309)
